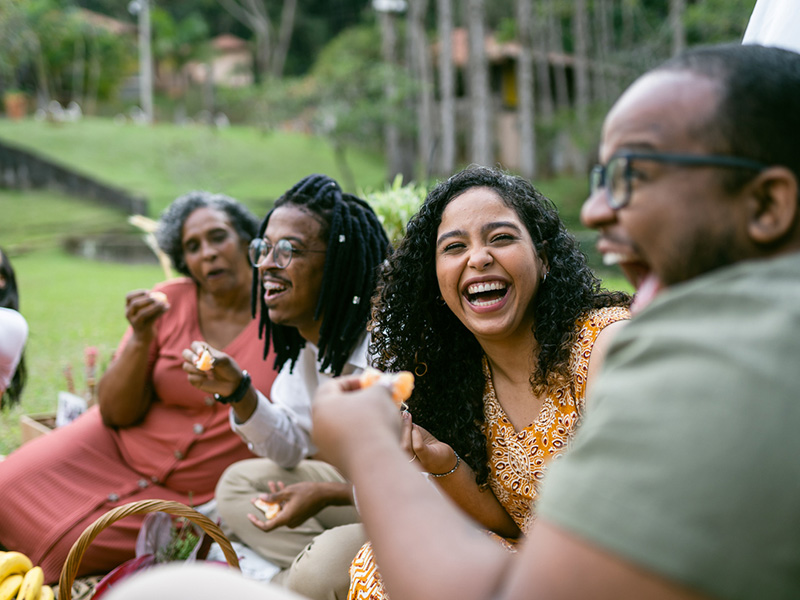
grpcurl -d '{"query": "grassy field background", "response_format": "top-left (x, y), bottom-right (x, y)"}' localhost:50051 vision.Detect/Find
top-left (0, 117), bottom-right (630, 455)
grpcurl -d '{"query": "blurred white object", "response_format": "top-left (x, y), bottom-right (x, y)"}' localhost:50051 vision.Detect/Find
top-left (56, 391), bottom-right (87, 428)
top-left (743, 0), bottom-right (800, 54)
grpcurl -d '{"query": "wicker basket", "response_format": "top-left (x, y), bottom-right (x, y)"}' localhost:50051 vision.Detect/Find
top-left (58, 499), bottom-right (240, 600)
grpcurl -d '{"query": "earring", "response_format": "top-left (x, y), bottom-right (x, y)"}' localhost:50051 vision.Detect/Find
top-left (542, 271), bottom-right (548, 283)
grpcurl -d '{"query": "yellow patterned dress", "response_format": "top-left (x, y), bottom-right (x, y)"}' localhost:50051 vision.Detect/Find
top-left (347, 306), bottom-right (630, 600)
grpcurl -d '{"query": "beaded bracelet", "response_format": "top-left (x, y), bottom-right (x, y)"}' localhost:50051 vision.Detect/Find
top-left (428, 451), bottom-right (461, 478)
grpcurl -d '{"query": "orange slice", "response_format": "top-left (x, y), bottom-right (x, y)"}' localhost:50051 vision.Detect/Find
top-left (359, 367), bottom-right (415, 408)
top-left (195, 349), bottom-right (214, 371)
top-left (254, 498), bottom-right (281, 520)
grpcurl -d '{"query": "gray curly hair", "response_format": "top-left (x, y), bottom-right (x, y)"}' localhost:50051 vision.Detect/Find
top-left (155, 191), bottom-right (260, 277)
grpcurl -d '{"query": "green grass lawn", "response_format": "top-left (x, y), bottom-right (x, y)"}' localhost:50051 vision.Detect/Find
top-left (0, 117), bottom-right (387, 216)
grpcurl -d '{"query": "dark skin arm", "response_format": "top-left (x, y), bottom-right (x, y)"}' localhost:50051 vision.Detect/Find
top-left (313, 377), bottom-right (712, 600)
top-left (98, 289), bottom-right (167, 428)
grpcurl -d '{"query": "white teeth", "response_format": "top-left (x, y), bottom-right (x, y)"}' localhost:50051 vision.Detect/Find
top-left (263, 281), bottom-right (287, 294)
top-left (602, 252), bottom-right (625, 266)
top-left (466, 281), bottom-right (507, 295)
top-left (470, 296), bottom-right (503, 307)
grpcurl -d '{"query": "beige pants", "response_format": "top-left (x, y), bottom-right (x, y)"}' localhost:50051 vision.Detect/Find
top-left (216, 458), bottom-right (365, 600)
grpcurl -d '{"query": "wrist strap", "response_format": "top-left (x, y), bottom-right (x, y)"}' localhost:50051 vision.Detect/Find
top-left (428, 450), bottom-right (461, 478)
top-left (215, 370), bottom-right (251, 405)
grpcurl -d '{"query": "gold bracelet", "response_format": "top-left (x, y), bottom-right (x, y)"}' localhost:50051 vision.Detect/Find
top-left (428, 451), bottom-right (461, 478)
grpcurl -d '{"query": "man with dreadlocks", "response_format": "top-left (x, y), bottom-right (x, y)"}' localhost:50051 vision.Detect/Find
top-left (211, 174), bottom-right (390, 600)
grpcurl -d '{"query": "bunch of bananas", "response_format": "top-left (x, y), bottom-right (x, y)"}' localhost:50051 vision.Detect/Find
top-left (0, 552), bottom-right (54, 600)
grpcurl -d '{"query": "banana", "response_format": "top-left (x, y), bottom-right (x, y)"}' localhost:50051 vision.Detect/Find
top-left (0, 552), bottom-right (32, 581)
top-left (16, 565), bottom-right (43, 600)
top-left (39, 584), bottom-right (55, 600)
top-left (0, 573), bottom-right (22, 600)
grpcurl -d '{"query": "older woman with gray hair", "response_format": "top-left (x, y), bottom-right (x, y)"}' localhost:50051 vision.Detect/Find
top-left (0, 191), bottom-right (279, 584)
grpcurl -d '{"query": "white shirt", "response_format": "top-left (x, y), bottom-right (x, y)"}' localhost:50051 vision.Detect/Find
top-left (743, 0), bottom-right (800, 55)
top-left (0, 307), bottom-right (28, 392)
top-left (231, 334), bottom-right (370, 468)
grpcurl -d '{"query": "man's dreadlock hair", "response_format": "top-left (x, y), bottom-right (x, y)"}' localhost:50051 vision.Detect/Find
top-left (252, 174), bottom-right (391, 376)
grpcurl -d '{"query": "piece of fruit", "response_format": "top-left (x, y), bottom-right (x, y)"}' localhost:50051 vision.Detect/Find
top-left (0, 573), bottom-right (23, 600)
top-left (16, 565), bottom-right (43, 600)
top-left (39, 585), bottom-right (55, 600)
top-left (0, 551), bottom-right (32, 582)
top-left (254, 498), bottom-right (281, 520)
top-left (195, 348), bottom-right (214, 371)
top-left (359, 367), bottom-right (415, 408)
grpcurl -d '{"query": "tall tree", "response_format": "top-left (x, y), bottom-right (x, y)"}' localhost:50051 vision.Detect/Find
top-left (547, 0), bottom-right (570, 112)
top-left (436, 0), bottom-right (456, 175)
top-left (217, 0), bottom-right (297, 79)
top-left (670, 0), bottom-right (686, 55)
top-left (515, 0), bottom-right (535, 178)
top-left (593, 0), bottom-right (613, 104)
top-left (407, 0), bottom-right (435, 179)
top-left (571, 0), bottom-right (590, 124)
top-left (533, 1), bottom-right (554, 124)
top-left (466, 0), bottom-right (491, 166)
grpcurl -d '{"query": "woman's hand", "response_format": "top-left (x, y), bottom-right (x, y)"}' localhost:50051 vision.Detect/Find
top-left (402, 414), bottom-right (458, 475)
top-left (125, 290), bottom-right (168, 342)
top-left (181, 341), bottom-right (243, 398)
top-left (247, 481), bottom-right (352, 532)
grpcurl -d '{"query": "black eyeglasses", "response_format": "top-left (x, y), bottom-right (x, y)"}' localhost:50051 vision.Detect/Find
top-left (590, 151), bottom-right (768, 210)
top-left (248, 238), bottom-right (325, 269)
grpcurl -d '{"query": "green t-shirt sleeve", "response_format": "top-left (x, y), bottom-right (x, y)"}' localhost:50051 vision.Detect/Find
top-left (536, 260), bottom-right (800, 600)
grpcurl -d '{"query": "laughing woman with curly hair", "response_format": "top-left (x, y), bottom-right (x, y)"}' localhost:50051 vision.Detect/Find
top-left (348, 165), bottom-right (631, 599)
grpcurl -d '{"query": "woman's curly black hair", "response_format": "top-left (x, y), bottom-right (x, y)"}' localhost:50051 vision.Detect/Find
top-left (0, 248), bottom-right (26, 410)
top-left (370, 165), bottom-right (630, 487)
top-left (156, 190), bottom-right (260, 278)
top-left (253, 174), bottom-right (391, 376)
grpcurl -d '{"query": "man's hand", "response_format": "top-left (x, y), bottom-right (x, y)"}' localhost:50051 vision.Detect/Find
top-left (247, 480), bottom-right (354, 532)
top-left (181, 341), bottom-right (244, 398)
top-left (312, 375), bottom-right (404, 477)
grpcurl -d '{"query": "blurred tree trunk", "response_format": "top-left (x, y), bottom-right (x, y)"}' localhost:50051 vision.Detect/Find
top-left (466, 0), bottom-right (491, 166)
top-left (436, 0), bottom-right (456, 175)
top-left (621, 0), bottom-right (636, 49)
top-left (548, 0), bottom-right (570, 112)
top-left (594, 0), bottom-right (612, 104)
top-left (218, 0), bottom-right (297, 79)
top-left (572, 0), bottom-right (590, 125)
top-left (670, 0), bottom-right (686, 56)
top-left (516, 0), bottom-right (535, 178)
top-left (533, 2), bottom-right (554, 125)
top-left (408, 0), bottom-right (435, 180)
top-left (270, 0), bottom-right (296, 78)
top-left (378, 9), bottom-right (411, 182)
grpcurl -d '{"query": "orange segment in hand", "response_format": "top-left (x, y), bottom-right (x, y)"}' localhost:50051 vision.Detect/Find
top-left (254, 498), bottom-right (281, 520)
top-left (195, 349), bottom-right (214, 371)
top-left (359, 367), bottom-right (415, 408)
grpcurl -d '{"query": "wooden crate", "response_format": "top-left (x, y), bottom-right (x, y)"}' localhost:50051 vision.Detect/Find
top-left (20, 412), bottom-right (56, 444)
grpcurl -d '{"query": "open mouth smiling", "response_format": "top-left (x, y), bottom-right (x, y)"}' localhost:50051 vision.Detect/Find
top-left (263, 280), bottom-right (288, 298)
top-left (464, 281), bottom-right (508, 307)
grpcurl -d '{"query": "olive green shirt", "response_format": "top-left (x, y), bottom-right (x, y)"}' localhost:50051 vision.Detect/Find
top-left (537, 252), bottom-right (800, 600)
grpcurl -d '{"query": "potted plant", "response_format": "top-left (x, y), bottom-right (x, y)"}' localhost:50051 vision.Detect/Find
top-left (3, 89), bottom-right (27, 120)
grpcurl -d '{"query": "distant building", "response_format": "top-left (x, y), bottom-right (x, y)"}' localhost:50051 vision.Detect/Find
top-left (185, 34), bottom-right (254, 88)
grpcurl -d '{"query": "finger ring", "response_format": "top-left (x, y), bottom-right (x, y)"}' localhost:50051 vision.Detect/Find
top-left (408, 454), bottom-right (417, 463)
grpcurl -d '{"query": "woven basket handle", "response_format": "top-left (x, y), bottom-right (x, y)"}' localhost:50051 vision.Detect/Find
top-left (58, 499), bottom-right (240, 600)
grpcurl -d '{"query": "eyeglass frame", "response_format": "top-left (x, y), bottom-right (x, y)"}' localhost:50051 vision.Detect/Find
top-left (248, 237), bottom-right (326, 269)
top-left (590, 151), bottom-right (769, 210)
